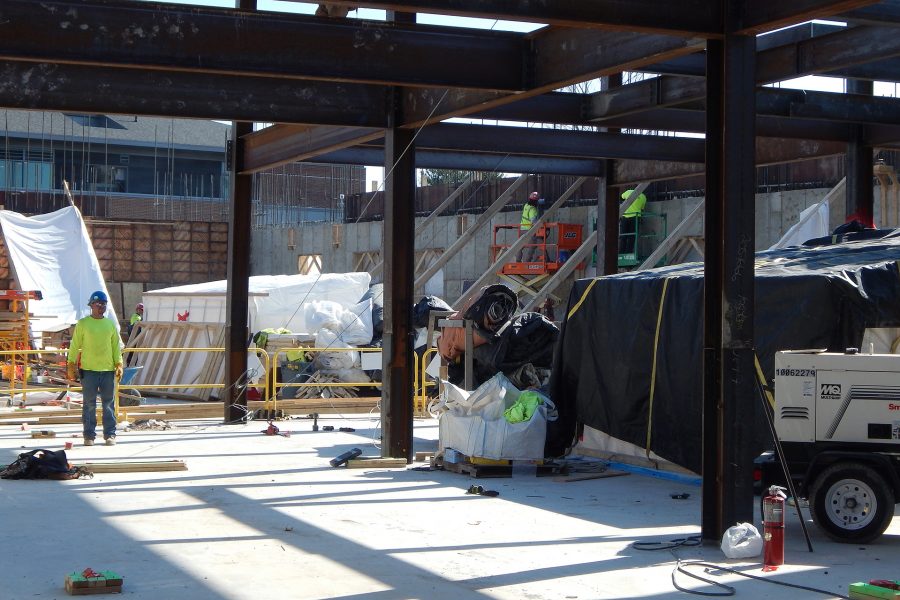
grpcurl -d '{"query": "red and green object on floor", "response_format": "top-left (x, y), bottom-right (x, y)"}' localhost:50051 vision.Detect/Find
top-left (849, 580), bottom-right (900, 600)
top-left (64, 569), bottom-right (123, 596)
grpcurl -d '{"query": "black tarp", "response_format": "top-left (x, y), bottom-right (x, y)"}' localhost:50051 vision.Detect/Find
top-left (548, 231), bottom-right (900, 471)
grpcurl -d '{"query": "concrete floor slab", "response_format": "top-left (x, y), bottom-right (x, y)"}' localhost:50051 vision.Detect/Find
top-left (1, 414), bottom-right (898, 600)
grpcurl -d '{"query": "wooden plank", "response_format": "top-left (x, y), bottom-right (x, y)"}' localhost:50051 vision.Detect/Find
top-left (552, 471), bottom-right (629, 482)
top-left (346, 457), bottom-right (407, 468)
top-left (77, 460), bottom-right (187, 473)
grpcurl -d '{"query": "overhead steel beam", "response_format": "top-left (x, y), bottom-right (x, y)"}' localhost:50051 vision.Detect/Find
top-left (588, 76), bottom-right (706, 119)
top-left (736, 0), bottom-right (880, 34)
top-left (312, 147), bottom-right (607, 176)
top-left (0, 60), bottom-right (389, 127)
top-left (0, 0), bottom-right (526, 91)
top-left (611, 137), bottom-right (847, 186)
top-left (757, 25), bottom-right (900, 83)
top-left (466, 92), bottom-right (587, 125)
top-left (841, 0), bottom-right (900, 26)
top-left (239, 24), bottom-right (704, 171)
top-left (283, 0), bottom-right (722, 36)
top-left (242, 125), bottom-right (384, 171)
top-left (399, 31), bottom-right (705, 127)
top-left (405, 124), bottom-right (704, 162)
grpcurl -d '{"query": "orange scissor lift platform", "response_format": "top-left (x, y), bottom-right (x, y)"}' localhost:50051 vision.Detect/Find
top-left (491, 223), bottom-right (584, 305)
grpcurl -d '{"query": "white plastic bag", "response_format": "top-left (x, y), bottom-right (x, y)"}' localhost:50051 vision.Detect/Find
top-left (720, 522), bottom-right (763, 559)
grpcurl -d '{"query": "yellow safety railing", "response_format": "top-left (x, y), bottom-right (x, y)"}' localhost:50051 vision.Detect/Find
top-left (269, 346), bottom-right (382, 414)
top-left (0, 347), bottom-right (269, 422)
top-left (120, 347), bottom-right (270, 418)
top-left (417, 347), bottom-right (439, 416)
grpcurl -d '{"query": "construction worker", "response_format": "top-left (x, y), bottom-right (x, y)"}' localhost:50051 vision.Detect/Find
top-left (67, 291), bottom-right (123, 446)
top-left (127, 302), bottom-right (144, 337)
top-left (619, 189), bottom-right (647, 255)
top-left (518, 191), bottom-right (541, 262)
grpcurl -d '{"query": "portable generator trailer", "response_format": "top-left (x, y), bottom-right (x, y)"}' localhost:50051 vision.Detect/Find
top-left (757, 349), bottom-right (900, 543)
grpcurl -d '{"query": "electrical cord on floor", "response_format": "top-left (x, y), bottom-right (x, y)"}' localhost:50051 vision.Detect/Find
top-left (633, 535), bottom-right (702, 551)
top-left (672, 561), bottom-right (850, 599)
top-left (632, 536), bottom-right (851, 598)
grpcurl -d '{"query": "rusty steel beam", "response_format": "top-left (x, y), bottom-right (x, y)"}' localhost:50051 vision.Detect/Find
top-left (840, 0), bottom-right (900, 25)
top-left (0, 60), bottom-right (389, 127)
top-left (242, 28), bottom-right (704, 171)
top-left (242, 125), bottom-right (384, 172)
top-left (758, 25), bottom-right (900, 83)
top-left (736, 0), bottom-right (881, 34)
top-left (0, 0), bottom-right (525, 91)
top-left (284, 0), bottom-right (721, 36)
top-left (313, 146), bottom-right (606, 175)
top-left (611, 137), bottom-right (846, 186)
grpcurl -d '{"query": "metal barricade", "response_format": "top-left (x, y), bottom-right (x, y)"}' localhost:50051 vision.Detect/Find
top-left (269, 346), bottom-right (382, 414)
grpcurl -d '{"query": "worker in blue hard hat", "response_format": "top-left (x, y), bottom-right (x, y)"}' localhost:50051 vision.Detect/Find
top-left (67, 290), bottom-right (123, 446)
top-left (619, 189), bottom-right (647, 255)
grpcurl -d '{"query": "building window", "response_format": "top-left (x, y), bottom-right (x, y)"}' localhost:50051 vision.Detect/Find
top-left (298, 254), bottom-right (323, 275)
top-left (0, 150), bottom-right (53, 191)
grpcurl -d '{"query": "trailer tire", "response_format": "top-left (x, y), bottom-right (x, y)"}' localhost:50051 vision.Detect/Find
top-left (809, 461), bottom-right (895, 544)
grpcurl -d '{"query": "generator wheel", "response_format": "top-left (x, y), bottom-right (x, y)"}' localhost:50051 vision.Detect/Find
top-left (809, 461), bottom-right (895, 544)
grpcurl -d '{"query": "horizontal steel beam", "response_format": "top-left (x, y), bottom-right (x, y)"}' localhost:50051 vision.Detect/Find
top-left (282, 0), bottom-right (722, 37)
top-left (840, 0), bottom-right (900, 26)
top-left (735, 0), bottom-right (880, 34)
top-left (757, 25), bottom-right (900, 83)
top-left (313, 147), bottom-right (606, 176)
top-left (0, 0), bottom-right (525, 91)
top-left (612, 137), bottom-right (847, 186)
top-left (0, 61), bottom-right (389, 127)
top-left (392, 123), bottom-right (706, 162)
top-left (242, 125), bottom-right (384, 171)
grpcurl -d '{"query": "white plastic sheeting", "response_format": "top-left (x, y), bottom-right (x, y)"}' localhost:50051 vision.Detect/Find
top-left (769, 201), bottom-right (830, 250)
top-left (0, 206), bottom-right (118, 335)
top-left (142, 272), bottom-right (372, 337)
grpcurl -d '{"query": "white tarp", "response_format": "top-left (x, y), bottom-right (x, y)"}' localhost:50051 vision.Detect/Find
top-left (769, 201), bottom-right (830, 250)
top-left (142, 272), bottom-right (372, 335)
top-left (0, 206), bottom-right (118, 335)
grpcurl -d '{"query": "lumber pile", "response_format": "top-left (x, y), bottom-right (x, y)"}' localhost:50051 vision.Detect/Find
top-left (292, 371), bottom-right (359, 400)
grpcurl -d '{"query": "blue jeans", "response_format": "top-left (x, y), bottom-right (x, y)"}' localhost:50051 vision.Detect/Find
top-left (81, 370), bottom-right (116, 440)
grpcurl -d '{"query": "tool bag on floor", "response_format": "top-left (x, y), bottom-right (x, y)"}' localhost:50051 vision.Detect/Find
top-left (0, 448), bottom-right (91, 480)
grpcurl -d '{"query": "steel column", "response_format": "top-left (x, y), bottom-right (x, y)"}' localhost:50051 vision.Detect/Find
top-left (224, 0), bottom-right (255, 423)
top-left (381, 92), bottom-right (416, 460)
top-left (702, 29), bottom-right (757, 541)
top-left (846, 80), bottom-right (875, 226)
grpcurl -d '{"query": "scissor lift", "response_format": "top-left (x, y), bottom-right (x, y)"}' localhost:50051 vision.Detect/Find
top-left (491, 222), bottom-right (584, 304)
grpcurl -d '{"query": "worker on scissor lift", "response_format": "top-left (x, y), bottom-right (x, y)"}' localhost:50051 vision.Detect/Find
top-left (619, 188), bottom-right (647, 255)
top-left (518, 191), bottom-right (541, 262)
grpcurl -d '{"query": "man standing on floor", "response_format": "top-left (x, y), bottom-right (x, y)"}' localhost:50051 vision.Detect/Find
top-left (67, 291), bottom-right (123, 446)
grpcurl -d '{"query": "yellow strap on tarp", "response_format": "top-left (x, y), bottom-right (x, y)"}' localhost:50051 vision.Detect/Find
top-left (754, 353), bottom-right (775, 410)
top-left (566, 278), bottom-right (598, 321)
top-left (645, 278), bottom-right (669, 458)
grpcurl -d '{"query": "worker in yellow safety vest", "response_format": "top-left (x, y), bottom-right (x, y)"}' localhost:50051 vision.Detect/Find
top-left (518, 191), bottom-right (541, 262)
top-left (619, 189), bottom-right (647, 255)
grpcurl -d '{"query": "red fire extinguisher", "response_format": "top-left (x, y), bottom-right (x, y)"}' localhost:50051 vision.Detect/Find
top-left (763, 485), bottom-right (787, 567)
